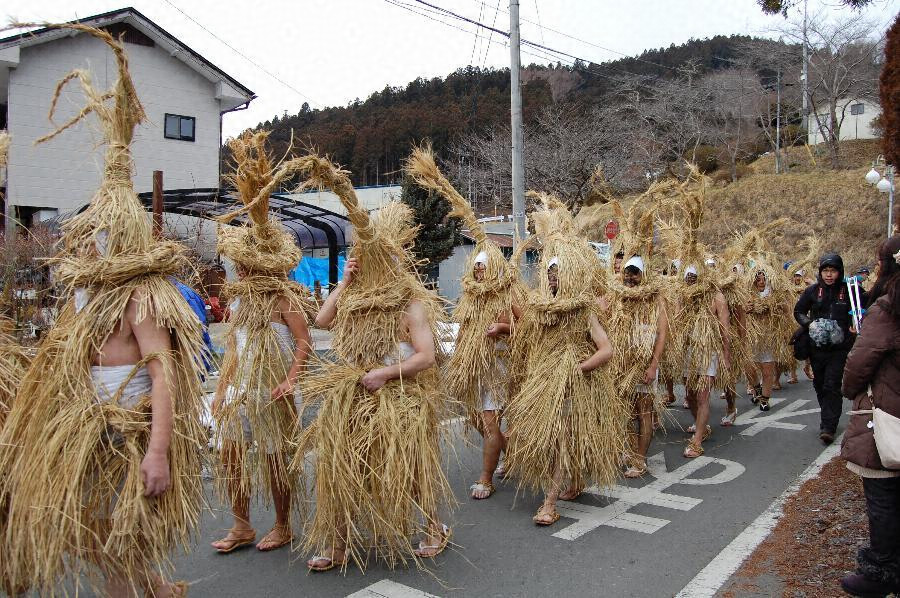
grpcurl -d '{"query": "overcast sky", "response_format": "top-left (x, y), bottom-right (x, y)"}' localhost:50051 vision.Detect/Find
top-left (5, 0), bottom-right (899, 137)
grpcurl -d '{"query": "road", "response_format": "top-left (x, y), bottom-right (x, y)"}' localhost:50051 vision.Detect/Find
top-left (173, 378), bottom-right (836, 598)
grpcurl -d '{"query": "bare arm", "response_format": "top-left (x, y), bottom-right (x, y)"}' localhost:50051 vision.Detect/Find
top-left (645, 296), bottom-right (668, 384)
top-left (580, 313), bottom-right (613, 373)
top-left (486, 300), bottom-right (521, 337)
top-left (361, 300), bottom-right (436, 391)
top-left (315, 258), bottom-right (358, 329)
top-left (714, 292), bottom-right (732, 369)
top-left (272, 296), bottom-right (312, 402)
top-left (128, 288), bottom-right (173, 498)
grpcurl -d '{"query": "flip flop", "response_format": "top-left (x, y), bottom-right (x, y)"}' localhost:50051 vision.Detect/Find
top-left (414, 524), bottom-right (452, 558)
top-left (212, 530), bottom-right (256, 554)
top-left (257, 524), bottom-right (292, 552)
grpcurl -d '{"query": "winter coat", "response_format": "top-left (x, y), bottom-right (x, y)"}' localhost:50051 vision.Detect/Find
top-left (840, 296), bottom-right (900, 471)
top-left (794, 253), bottom-right (855, 352)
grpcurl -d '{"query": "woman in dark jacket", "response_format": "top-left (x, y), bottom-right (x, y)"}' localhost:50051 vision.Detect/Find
top-left (840, 234), bottom-right (900, 598)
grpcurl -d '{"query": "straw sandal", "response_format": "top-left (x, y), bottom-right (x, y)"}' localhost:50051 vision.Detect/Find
top-left (559, 486), bottom-right (583, 501)
top-left (758, 397), bottom-right (771, 412)
top-left (686, 424), bottom-right (711, 440)
top-left (682, 399), bottom-right (690, 409)
top-left (749, 384), bottom-right (762, 405)
top-left (470, 481), bottom-right (495, 500)
top-left (683, 441), bottom-right (704, 459)
top-left (720, 410), bottom-right (737, 426)
top-left (257, 523), bottom-right (292, 552)
top-left (624, 462), bottom-right (647, 478)
top-left (145, 578), bottom-right (189, 597)
top-left (212, 528), bottom-right (256, 554)
top-left (308, 549), bottom-right (348, 572)
top-left (415, 524), bottom-right (451, 558)
top-left (533, 505), bottom-right (560, 526)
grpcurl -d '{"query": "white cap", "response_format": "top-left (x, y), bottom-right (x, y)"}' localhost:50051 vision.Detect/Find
top-left (474, 251), bottom-right (488, 265)
top-left (672, 259), bottom-right (682, 269)
top-left (795, 269), bottom-right (805, 276)
top-left (623, 255), bottom-right (645, 272)
top-left (705, 258), bottom-right (716, 267)
top-left (548, 256), bottom-right (560, 270)
top-left (684, 264), bottom-right (698, 279)
top-left (733, 263), bottom-right (745, 274)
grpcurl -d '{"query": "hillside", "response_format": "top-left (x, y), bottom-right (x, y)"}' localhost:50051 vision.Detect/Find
top-left (251, 35), bottom-right (763, 186)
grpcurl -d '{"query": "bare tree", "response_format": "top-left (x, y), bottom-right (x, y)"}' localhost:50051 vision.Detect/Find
top-left (700, 68), bottom-right (764, 181)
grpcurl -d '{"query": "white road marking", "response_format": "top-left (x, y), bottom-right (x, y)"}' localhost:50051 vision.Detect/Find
top-left (346, 579), bottom-right (440, 598)
top-left (674, 434), bottom-right (843, 598)
top-left (734, 398), bottom-right (821, 436)
top-left (553, 451), bottom-right (745, 540)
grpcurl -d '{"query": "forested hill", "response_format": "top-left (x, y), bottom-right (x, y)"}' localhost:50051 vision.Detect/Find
top-left (253, 34), bottom-right (758, 186)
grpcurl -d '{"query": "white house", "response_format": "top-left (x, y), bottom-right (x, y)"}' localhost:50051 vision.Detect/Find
top-left (807, 97), bottom-right (882, 146)
top-left (0, 7), bottom-right (254, 228)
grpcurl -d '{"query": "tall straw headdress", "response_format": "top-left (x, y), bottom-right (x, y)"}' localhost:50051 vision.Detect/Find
top-left (0, 24), bottom-right (207, 594)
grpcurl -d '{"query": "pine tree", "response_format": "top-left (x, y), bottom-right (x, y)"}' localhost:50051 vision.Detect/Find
top-left (400, 176), bottom-right (460, 278)
top-left (881, 14), bottom-right (900, 168)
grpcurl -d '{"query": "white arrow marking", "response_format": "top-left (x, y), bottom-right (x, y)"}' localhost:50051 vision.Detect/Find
top-left (553, 451), bottom-right (745, 540)
top-left (734, 398), bottom-right (820, 436)
top-left (346, 579), bottom-right (440, 598)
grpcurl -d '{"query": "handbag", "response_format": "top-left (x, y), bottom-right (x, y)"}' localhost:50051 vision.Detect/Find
top-left (790, 326), bottom-right (811, 360)
top-left (849, 389), bottom-right (900, 470)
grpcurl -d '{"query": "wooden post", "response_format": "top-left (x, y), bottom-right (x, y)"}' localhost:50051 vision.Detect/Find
top-left (152, 170), bottom-right (163, 238)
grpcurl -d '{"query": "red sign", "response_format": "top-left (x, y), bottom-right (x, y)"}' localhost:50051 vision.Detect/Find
top-left (605, 220), bottom-right (620, 240)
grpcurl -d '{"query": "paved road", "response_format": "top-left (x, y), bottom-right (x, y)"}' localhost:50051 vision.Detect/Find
top-left (173, 378), bottom-right (836, 598)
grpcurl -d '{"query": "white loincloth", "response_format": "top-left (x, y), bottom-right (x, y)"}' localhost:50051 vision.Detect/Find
top-left (91, 364), bottom-right (152, 410)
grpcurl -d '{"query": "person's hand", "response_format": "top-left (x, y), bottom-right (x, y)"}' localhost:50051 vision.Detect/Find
top-left (271, 379), bottom-right (294, 402)
top-left (342, 258), bottom-right (359, 285)
top-left (643, 363), bottom-right (658, 386)
top-left (361, 368), bottom-right (389, 392)
top-left (486, 323), bottom-right (502, 338)
top-left (140, 450), bottom-right (170, 498)
top-left (211, 394), bottom-right (224, 418)
top-left (578, 360), bottom-right (592, 374)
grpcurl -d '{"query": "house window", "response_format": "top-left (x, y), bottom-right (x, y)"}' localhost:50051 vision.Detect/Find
top-left (164, 114), bottom-right (195, 142)
top-left (850, 103), bottom-right (865, 115)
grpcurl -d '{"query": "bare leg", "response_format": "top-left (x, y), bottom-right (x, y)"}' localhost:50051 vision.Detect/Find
top-left (691, 378), bottom-right (712, 447)
top-left (211, 442), bottom-right (254, 551)
top-left (472, 410), bottom-right (505, 499)
top-left (307, 525), bottom-right (347, 569)
top-left (635, 395), bottom-right (653, 464)
top-left (664, 377), bottom-right (676, 404)
top-left (535, 457), bottom-right (565, 524)
top-left (257, 454), bottom-right (292, 551)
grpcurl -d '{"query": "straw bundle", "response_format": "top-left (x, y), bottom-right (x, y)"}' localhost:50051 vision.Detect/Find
top-left (290, 153), bottom-right (451, 571)
top-left (404, 145), bottom-right (518, 423)
top-left (504, 222), bottom-right (628, 494)
top-left (0, 316), bottom-right (27, 429)
top-left (744, 250), bottom-right (795, 365)
top-left (0, 25), bottom-right (207, 594)
top-left (214, 131), bottom-right (314, 510)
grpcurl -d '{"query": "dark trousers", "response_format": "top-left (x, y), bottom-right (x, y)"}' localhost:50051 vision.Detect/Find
top-left (858, 476), bottom-right (900, 586)
top-left (809, 348), bottom-right (848, 433)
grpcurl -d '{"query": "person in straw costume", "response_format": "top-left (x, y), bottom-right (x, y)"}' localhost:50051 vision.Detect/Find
top-left (663, 172), bottom-right (732, 459)
top-left (209, 131), bottom-right (313, 554)
top-left (596, 188), bottom-right (669, 478)
top-left (0, 24), bottom-right (207, 597)
top-left (404, 145), bottom-right (520, 500)
top-left (290, 153), bottom-right (452, 572)
top-left (504, 197), bottom-right (622, 525)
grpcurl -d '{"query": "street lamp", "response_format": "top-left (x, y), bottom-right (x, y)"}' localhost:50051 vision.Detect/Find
top-left (865, 155), bottom-right (896, 237)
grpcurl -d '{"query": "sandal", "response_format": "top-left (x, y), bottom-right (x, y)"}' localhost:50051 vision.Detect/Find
top-left (624, 463), bottom-right (647, 478)
top-left (257, 523), bottom-right (292, 552)
top-left (212, 528), bottom-right (256, 554)
top-left (720, 409), bottom-right (738, 427)
top-left (682, 399), bottom-right (690, 409)
top-left (683, 440), bottom-right (704, 459)
top-left (759, 397), bottom-right (771, 412)
top-left (494, 455), bottom-right (508, 478)
top-left (559, 486), bottom-right (583, 501)
top-left (470, 481), bottom-right (495, 500)
top-left (414, 524), bottom-right (451, 558)
top-left (308, 548), bottom-right (348, 572)
top-left (532, 505), bottom-right (560, 526)
top-left (686, 424), bottom-right (711, 440)
top-left (750, 384), bottom-right (762, 405)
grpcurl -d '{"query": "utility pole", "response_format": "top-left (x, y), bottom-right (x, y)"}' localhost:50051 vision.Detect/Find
top-left (775, 64), bottom-right (782, 174)
top-left (509, 0), bottom-right (526, 249)
top-left (801, 0), bottom-right (809, 134)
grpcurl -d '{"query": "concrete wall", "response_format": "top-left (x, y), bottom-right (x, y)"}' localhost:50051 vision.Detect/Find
top-left (284, 185), bottom-right (403, 216)
top-left (807, 99), bottom-right (882, 145)
top-left (6, 32), bottom-right (224, 215)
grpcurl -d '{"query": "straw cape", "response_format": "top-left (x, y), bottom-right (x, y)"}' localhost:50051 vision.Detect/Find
top-left (744, 248), bottom-right (796, 366)
top-left (290, 153), bottom-right (451, 571)
top-left (0, 25), bottom-right (207, 594)
top-left (404, 145), bottom-right (519, 424)
top-left (0, 317), bottom-right (28, 430)
top-left (662, 171), bottom-right (727, 391)
top-left (504, 200), bottom-right (627, 494)
top-left (213, 131), bottom-right (314, 510)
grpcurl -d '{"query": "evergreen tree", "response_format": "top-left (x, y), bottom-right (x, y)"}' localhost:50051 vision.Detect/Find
top-left (400, 176), bottom-right (460, 278)
top-left (881, 14), bottom-right (900, 167)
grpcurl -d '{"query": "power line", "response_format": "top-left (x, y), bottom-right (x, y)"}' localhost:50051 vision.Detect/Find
top-left (532, 0), bottom-right (545, 45)
top-left (470, 0), bottom-right (486, 66)
top-left (480, 0), bottom-right (503, 68)
top-left (159, 0), bottom-right (323, 108)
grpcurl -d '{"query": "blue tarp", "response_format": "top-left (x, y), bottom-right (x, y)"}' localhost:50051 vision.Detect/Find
top-left (290, 256), bottom-right (344, 289)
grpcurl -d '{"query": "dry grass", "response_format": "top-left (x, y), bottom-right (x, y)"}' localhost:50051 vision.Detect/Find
top-left (750, 139), bottom-right (883, 175)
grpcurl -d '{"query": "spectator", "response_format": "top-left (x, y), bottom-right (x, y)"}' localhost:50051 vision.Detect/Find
top-left (840, 235), bottom-right (900, 598)
top-left (171, 278), bottom-right (214, 371)
top-left (794, 252), bottom-right (856, 444)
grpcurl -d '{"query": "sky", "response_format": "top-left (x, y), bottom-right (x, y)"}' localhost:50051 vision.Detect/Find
top-left (4, 0), bottom-right (899, 138)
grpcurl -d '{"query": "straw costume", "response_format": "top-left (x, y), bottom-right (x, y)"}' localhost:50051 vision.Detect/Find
top-left (0, 24), bottom-right (207, 595)
top-left (212, 130), bottom-right (314, 549)
top-left (291, 154), bottom-right (451, 572)
top-left (0, 317), bottom-right (27, 431)
top-left (744, 248), bottom-right (795, 374)
top-left (504, 199), bottom-right (626, 509)
top-left (404, 146), bottom-right (518, 425)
